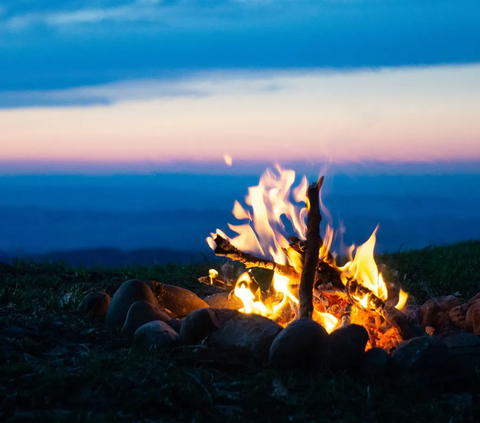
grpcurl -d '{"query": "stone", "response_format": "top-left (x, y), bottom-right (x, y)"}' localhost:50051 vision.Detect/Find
top-left (390, 336), bottom-right (451, 389)
top-left (465, 299), bottom-right (480, 335)
top-left (207, 313), bottom-right (283, 358)
top-left (437, 330), bottom-right (480, 350)
top-left (105, 280), bottom-right (158, 328)
top-left (326, 324), bottom-right (369, 370)
top-left (419, 295), bottom-right (461, 327)
top-left (180, 308), bottom-right (239, 344)
top-left (158, 284), bottom-right (209, 317)
top-left (78, 292), bottom-right (110, 317)
top-left (167, 318), bottom-right (182, 333)
top-left (359, 347), bottom-right (390, 380)
top-left (121, 301), bottom-right (171, 338)
top-left (203, 293), bottom-right (243, 310)
top-left (449, 304), bottom-right (469, 330)
top-left (437, 330), bottom-right (480, 391)
top-left (268, 318), bottom-right (328, 368)
top-left (134, 320), bottom-right (180, 349)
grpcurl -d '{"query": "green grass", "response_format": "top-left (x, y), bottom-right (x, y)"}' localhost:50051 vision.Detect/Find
top-left (1, 242), bottom-right (480, 422)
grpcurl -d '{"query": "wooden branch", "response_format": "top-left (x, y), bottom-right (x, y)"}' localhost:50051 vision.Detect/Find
top-left (316, 261), bottom-right (344, 290)
top-left (346, 278), bottom-right (385, 310)
top-left (299, 177), bottom-right (323, 319)
top-left (213, 234), bottom-right (301, 282)
top-left (340, 304), bottom-right (352, 328)
top-left (383, 305), bottom-right (426, 340)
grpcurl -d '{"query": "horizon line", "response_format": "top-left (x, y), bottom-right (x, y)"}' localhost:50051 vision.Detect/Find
top-left (1, 158), bottom-right (480, 176)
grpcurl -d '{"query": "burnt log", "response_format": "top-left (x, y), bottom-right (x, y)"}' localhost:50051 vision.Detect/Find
top-left (213, 234), bottom-right (301, 282)
top-left (383, 305), bottom-right (426, 340)
top-left (299, 177), bottom-right (323, 319)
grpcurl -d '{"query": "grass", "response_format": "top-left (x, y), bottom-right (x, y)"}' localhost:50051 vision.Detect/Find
top-left (1, 241), bottom-right (480, 422)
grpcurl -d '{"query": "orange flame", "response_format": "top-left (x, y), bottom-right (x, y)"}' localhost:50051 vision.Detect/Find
top-left (208, 166), bottom-right (408, 335)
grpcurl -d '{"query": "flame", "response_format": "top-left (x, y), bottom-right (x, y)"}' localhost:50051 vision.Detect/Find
top-left (338, 227), bottom-right (388, 303)
top-left (220, 165), bottom-right (307, 263)
top-left (208, 269), bottom-right (218, 285)
top-left (234, 272), bottom-right (268, 315)
top-left (395, 288), bottom-right (408, 310)
top-left (207, 166), bottom-right (408, 339)
top-left (223, 154), bottom-right (233, 166)
top-left (314, 310), bottom-right (339, 334)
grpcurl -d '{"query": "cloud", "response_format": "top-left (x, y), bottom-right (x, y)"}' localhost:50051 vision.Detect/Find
top-left (0, 70), bottom-right (289, 108)
top-left (0, 1), bottom-right (479, 93)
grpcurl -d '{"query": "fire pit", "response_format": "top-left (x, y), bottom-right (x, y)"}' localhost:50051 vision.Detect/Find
top-left (202, 166), bottom-right (416, 352)
top-left (82, 166), bottom-right (480, 389)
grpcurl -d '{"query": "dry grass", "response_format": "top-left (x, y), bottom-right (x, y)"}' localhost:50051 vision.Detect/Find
top-left (1, 242), bottom-right (480, 422)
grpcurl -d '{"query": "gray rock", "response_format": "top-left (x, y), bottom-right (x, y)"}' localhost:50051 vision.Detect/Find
top-left (449, 304), bottom-right (469, 330)
top-left (159, 284), bottom-right (209, 317)
top-left (436, 330), bottom-right (480, 390)
top-left (419, 295), bottom-right (461, 327)
top-left (326, 324), bottom-right (369, 370)
top-left (134, 320), bottom-right (179, 349)
top-left (268, 318), bottom-right (328, 368)
top-left (207, 313), bottom-right (283, 358)
top-left (121, 301), bottom-right (171, 338)
top-left (360, 347), bottom-right (390, 380)
top-left (437, 330), bottom-right (480, 350)
top-left (204, 293), bottom-right (243, 310)
top-left (465, 299), bottom-right (480, 335)
top-left (167, 318), bottom-right (182, 333)
top-left (78, 292), bottom-right (110, 317)
top-left (105, 280), bottom-right (158, 328)
top-left (390, 336), bottom-right (451, 388)
top-left (180, 307), bottom-right (239, 344)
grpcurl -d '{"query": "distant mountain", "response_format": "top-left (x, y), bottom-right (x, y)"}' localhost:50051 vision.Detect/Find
top-left (0, 247), bottom-right (211, 268)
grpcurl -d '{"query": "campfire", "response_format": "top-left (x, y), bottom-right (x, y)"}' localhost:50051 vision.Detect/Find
top-left (76, 164), bottom-right (480, 387)
top-left (202, 166), bottom-right (414, 351)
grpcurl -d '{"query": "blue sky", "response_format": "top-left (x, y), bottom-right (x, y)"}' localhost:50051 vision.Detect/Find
top-left (1, 2), bottom-right (480, 256)
top-left (1, 1), bottom-right (480, 172)
top-left (1, 0), bottom-right (480, 100)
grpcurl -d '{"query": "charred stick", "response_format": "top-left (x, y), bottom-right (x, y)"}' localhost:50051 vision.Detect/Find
top-left (299, 177), bottom-right (323, 319)
top-left (382, 305), bottom-right (426, 340)
top-left (346, 278), bottom-right (385, 310)
top-left (340, 304), bottom-right (352, 328)
top-left (316, 261), bottom-right (344, 290)
top-left (213, 234), bottom-right (301, 282)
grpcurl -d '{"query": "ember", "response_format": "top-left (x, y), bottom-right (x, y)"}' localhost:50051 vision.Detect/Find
top-left (205, 166), bottom-right (410, 350)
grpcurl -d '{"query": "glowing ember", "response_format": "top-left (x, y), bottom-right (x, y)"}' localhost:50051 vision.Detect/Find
top-left (207, 166), bottom-right (409, 348)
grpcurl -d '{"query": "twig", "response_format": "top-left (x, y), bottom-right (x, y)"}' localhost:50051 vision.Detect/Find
top-left (299, 177), bottom-right (323, 319)
top-left (213, 234), bottom-right (301, 282)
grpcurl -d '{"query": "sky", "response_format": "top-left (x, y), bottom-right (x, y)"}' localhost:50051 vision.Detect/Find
top-left (1, 0), bottom-right (480, 172)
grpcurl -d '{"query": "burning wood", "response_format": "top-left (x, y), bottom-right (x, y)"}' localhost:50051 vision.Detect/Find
top-left (212, 233), bottom-right (301, 283)
top-left (299, 177), bottom-right (323, 319)
top-left (204, 166), bottom-right (413, 347)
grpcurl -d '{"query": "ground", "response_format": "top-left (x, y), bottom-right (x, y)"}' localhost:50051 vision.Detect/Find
top-left (1, 241), bottom-right (480, 422)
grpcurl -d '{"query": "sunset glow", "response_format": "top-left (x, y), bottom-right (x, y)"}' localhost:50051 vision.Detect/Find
top-left (1, 65), bottom-right (479, 168)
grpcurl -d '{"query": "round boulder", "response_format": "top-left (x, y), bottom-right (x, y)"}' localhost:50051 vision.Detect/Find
top-left (105, 280), bottom-right (158, 328)
top-left (390, 336), bottom-right (451, 389)
top-left (122, 301), bottom-right (171, 338)
top-left (268, 318), bottom-right (329, 368)
top-left (326, 324), bottom-right (369, 370)
top-left (465, 299), bottom-right (480, 335)
top-left (159, 284), bottom-right (209, 317)
top-left (419, 295), bottom-right (462, 327)
top-left (359, 347), bottom-right (390, 380)
top-left (207, 313), bottom-right (282, 359)
top-left (180, 308), bottom-right (239, 344)
top-left (204, 293), bottom-right (243, 310)
top-left (134, 320), bottom-right (180, 350)
top-left (78, 292), bottom-right (110, 317)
